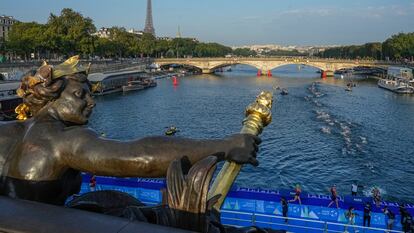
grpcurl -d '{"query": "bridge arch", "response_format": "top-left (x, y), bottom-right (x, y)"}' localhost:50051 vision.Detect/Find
top-left (156, 60), bottom-right (263, 74)
top-left (209, 62), bottom-right (261, 71)
top-left (157, 62), bottom-right (204, 72)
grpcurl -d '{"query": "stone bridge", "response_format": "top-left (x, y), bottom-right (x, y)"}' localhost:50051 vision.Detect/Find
top-left (155, 57), bottom-right (394, 74)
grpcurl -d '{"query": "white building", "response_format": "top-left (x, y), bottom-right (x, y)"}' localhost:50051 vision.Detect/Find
top-left (92, 27), bottom-right (111, 39)
top-left (127, 29), bottom-right (144, 36)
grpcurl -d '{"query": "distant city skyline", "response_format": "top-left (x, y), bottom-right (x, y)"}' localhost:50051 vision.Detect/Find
top-left (1, 0), bottom-right (414, 46)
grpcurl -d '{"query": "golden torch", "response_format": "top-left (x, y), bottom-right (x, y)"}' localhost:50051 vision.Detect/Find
top-left (208, 91), bottom-right (273, 212)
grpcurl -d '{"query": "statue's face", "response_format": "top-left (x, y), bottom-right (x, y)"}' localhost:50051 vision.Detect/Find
top-left (51, 76), bottom-right (95, 125)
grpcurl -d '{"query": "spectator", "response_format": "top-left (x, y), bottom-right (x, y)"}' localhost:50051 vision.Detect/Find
top-left (328, 184), bottom-right (339, 208)
top-left (363, 203), bottom-right (371, 227)
top-left (382, 206), bottom-right (395, 231)
top-left (344, 206), bottom-right (358, 233)
top-left (372, 186), bottom-right (381, 207)
top-left (400, 206), bottom-right (413, 233)
top-left (281, 197), bottom-right (288, 223)
top-left (288, 184), bottom-right (302, 205)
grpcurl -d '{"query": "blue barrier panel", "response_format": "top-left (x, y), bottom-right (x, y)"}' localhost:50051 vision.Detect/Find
top-left (222, 197), bottom-right (256, 213)
top-left (255, 214), bottom-right (284, 224)
top-left (79, 175), bottom-right (406, 232)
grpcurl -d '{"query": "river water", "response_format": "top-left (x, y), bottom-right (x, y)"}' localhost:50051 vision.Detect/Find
top-left (89, 65), bottom-right (414, 203)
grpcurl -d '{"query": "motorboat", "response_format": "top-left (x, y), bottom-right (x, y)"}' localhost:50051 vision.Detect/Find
top-left (280, 89), bottom-right (289, 95)
top-left (165, 126), bottom-right (178, 136)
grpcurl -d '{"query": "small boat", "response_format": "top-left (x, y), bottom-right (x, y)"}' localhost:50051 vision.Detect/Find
top-left (345, 86), bottom-right (352, 92)
top-left (89, 70), bottom-right (147, 96)
top-left (122, 81), bottom-right (145, 92)
top-left (165, 126), bottom-right (178, 136)
top-left (378, 78), bottom-right (414, 94)
top-left (141, 78), bottom-right (157, 88)
top-left (281, 89), bottom-right (289, 95)
top-left (378, 67), bottom-right (414, 94)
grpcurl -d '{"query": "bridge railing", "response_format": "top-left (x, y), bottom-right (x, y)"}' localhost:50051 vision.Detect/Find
top-left (221, 210), bottom-right (403, 233)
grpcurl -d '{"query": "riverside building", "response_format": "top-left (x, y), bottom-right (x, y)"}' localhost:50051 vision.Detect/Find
top-left (0, 15), bottom-right (17, 41)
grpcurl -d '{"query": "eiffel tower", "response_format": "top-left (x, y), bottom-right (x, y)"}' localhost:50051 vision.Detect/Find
top-left (144, 0), bottom-right (155, 36)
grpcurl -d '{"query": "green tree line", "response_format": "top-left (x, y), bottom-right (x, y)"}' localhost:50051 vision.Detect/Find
top-left (318, 33), bottom-right (414, 61)
top-left (2, 8), bottom-right (234, 60)
top-left (5, 8), bottom-right (412, 61)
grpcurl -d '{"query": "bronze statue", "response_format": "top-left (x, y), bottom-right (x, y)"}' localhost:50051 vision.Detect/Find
top-left (0, 56), bottom-right (260, 206)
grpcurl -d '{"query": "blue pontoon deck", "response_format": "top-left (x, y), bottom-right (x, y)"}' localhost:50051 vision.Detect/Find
top-left (79, 175), bottom-right (412, 232)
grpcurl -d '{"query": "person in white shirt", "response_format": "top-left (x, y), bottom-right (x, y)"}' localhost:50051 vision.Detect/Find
top-left (351, 183), bottom-right (358, 196)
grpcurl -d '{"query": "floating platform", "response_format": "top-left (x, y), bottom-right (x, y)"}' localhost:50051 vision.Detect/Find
top-left (79, 175), bottom-right (412, 232)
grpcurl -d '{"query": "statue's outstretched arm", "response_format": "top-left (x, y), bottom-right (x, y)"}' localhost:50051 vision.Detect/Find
top-left (61, 127), bottom-right (253, 178)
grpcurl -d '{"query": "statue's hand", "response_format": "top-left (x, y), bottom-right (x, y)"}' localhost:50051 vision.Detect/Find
top-left (224, 134), bottom-right (261, 166)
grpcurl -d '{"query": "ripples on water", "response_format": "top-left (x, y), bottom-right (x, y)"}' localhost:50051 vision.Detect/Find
top-left (306, 82), bottom-right (368, 156)
top-left (89, 65), bottom-right (414, 203)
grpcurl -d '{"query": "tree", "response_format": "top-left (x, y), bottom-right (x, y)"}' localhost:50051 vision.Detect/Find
top-left (233, 48), bottom-right (256, 57)
top-left (262, 49), bottom-right (304, 57)
top-left (107, 27), bottom-right (138, 57)
top-left (139, 33), bottom-right (156, 57)
top-left (365, 43), bottom-right (382, 60)
top-left (382, 33), bottom-right (414, 60)
top-left (6, 22), bottom-right (47, 60)
top-left (194, 43), bottom-right (232, 57)
top-left (95, 37), bottom-right (117, 58)
top-left (45, 8), bottom-right (96, 57)
top-left (155, 39), bottom-right (172, 58)
top-left (318, 33), bottom-right (414, 61)
top-left (4, 8), bottom-right (239, 59)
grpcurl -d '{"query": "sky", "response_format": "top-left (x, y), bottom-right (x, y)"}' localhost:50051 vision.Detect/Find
top-left (1, 0), bottom-right (414, 46)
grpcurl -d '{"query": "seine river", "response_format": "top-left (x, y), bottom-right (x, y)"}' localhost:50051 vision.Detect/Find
top-left (89, 65), bottom-right (414, 203)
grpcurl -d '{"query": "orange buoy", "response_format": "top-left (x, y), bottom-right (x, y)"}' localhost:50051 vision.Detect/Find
top-left (267, 70), bottom-right (272, 77)
top-left (172, 76), bottom-right (178, 86)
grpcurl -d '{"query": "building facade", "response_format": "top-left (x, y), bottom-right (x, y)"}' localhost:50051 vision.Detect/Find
top-left (92, 27), bottom-right (111, 39)
top-left (0, 15), bottom-right (17, 41)
top-left (127, 29), bottom-right (144, 37)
